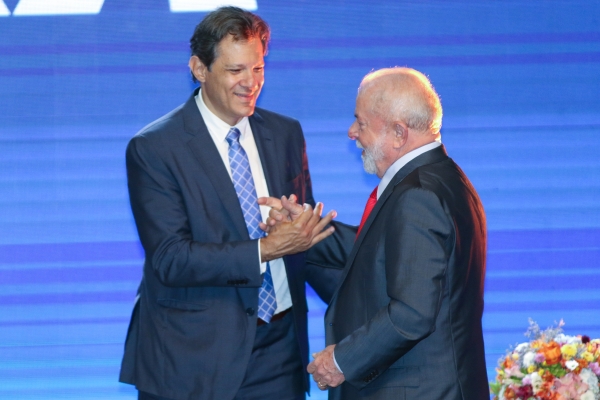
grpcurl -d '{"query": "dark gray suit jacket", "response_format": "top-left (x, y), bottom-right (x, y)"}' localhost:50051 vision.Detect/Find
top-left (119, 89), bottom-right (319, 400)
top-left (309, 146), bottom-right (489, 399)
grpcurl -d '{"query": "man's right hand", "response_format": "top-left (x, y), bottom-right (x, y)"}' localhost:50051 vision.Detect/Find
top-left (258, 194), bottom-right (305, 232)
top-left (259, 201), bottom-right (336, 262)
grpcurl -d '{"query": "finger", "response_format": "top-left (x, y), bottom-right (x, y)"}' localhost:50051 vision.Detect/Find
top-left (281, 196), bottom-right (304, 216)
top-left (268, 208), bottom-right (286, 221)
top-left (304, 203), bottom-right (331, 232)
top-left (291, 203), bottom-right (314, 225)
top-left (311, 226), bottom-right (336, 246)
top-left (313, 202), bottom-right (323, 217)
top-left (313, 210), bottom-right (336, 232)
top-left (302, 203), bottom-right (323, 231)
top-left (312, 372), bottom-right (325, 384)
top-left (258, 222), bottom-right (271, 233)
top-left (266, 217), bottom-right (278, 227)
top-left (307, 362), bottom-right (316, 374)
top-left (258, 196), bottom-right (282, 209)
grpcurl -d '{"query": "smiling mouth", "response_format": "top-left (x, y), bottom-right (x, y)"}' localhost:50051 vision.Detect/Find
top-left (235, 93), bottom-right (255, 101)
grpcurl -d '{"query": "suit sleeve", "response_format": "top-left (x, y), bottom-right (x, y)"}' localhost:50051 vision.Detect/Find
top-left (305, 221), bottom-right (356, 303)
top-left (126, 135), bottom-right (262, 288)
top-left (334, 188), bottom-right (453, 389)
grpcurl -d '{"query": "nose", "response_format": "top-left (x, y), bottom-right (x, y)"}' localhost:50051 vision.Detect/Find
top-left (348, 121), bottom-right (358, 140)
top-left (241, 70), bottom-right (260, 91)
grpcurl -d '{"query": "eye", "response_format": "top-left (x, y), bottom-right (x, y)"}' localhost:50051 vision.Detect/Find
top-left (228, 69), bottom-right (242, 74)
top-left (254, 67), bottom-right (264, 73)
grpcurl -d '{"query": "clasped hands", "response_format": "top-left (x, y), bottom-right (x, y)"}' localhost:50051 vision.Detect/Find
top-left (258, 195), bottom-right (336, 262)
top-left (258, 195), bottom-right (345, 389)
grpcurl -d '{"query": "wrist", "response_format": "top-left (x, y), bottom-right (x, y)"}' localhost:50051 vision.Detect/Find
top-left (260, 236), bottom-right (276, 262)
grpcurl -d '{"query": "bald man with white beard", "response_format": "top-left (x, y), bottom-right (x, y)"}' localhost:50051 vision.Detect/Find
top-left (263, 67), bottom-right (489, 399)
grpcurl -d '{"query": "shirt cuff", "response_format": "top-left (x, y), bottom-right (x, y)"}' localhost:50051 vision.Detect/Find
top-left (332, 349), bottom-right (343, 374)
top-left (257, 239), bottom-right (266, 274)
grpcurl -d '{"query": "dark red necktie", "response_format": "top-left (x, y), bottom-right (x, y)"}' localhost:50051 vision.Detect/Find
top-left (356, 187), bottom-right (378, 239)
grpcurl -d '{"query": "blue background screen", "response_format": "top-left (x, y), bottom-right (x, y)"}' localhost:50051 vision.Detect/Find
top-left (1, 1), bottom-right (599, 398)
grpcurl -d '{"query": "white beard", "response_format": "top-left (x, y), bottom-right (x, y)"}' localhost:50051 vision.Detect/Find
top-left (356, 137), bottom-right (385, 175)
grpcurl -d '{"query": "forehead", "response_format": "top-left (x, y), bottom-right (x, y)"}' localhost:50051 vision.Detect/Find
top-left (215, 35), bottom-right (263, 63)
top-left (355, 89), bottom-right (373, 116)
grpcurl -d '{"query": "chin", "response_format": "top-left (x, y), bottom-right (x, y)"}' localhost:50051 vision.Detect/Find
top-left (239, 106), bottom-right (256, 117)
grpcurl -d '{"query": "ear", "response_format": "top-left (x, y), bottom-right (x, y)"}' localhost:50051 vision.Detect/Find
top-left (392, 122), bottom-right (408, 149)
top-left (188, 55), bottom-right (209, 83)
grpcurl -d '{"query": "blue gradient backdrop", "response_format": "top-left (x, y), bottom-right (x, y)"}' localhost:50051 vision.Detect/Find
top-left (1, 1), bottom-right (599, 398)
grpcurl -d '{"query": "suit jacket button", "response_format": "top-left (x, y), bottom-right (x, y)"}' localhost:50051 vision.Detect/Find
top-left (329, 322), bottom-right (333, 326)
top-left (246, 307), bottom-right (255, 316)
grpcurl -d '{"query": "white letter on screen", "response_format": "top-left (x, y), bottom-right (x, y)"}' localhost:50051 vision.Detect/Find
top-left (0, 1), bottom-right (10, 16)
top-left (13, 0), bottom-right (105, 16)
top-left (169, 0), bottom-right (257, 12)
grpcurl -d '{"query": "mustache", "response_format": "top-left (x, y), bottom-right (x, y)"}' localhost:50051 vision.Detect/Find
top-left (356, 141), bottom-right (364, 150)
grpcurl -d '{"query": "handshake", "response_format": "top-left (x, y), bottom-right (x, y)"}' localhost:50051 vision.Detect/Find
top-left (257, 195), bottom-right (337, 263)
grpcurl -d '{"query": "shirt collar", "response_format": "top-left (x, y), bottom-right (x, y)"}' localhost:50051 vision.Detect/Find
top-left (195, 89), bottom-right (249, 140)
top-left (377, 141), bottom-right (442, 199)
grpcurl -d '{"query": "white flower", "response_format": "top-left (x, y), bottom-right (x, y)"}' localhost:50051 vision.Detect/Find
top-left (580, 390), bottom-right (595, 400)
top-left (529, 372), bottom-right (543, 392)
top-left (565, 359), bottom-right (579, 371)
top-left (555, 333), bottom-right (580, 344)
top-left (580, 369), bottom-right (600, 395)
top-left (498, 386), bottom-right (505, 399)
top-left (515, 342), bottom-right (529, 352)
top-left (523, 352), bottom-right (536, 367)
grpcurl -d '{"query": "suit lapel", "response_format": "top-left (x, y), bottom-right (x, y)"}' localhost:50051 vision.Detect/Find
top-left (182, 90), bottom-right (249, 239)
top-left (249, 111), bottom-right (283, 198)
top-left (327, 145), bottom-right (450, 312)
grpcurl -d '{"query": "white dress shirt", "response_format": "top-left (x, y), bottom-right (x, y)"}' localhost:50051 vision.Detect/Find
top-left (195, 90), bottom-right (292, 314)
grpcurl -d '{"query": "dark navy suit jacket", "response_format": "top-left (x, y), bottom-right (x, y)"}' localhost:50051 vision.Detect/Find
top-left (309, 146), bottom-right (490, 400)
top-left (119, 89), bottom-right (321, 399)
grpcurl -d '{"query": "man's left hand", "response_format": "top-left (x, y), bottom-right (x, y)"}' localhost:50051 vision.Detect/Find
top-left (307, 344), bottom-right (345, 390)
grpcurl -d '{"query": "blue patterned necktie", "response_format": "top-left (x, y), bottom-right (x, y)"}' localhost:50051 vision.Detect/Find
top-left (226, 127), bottom-right (277, 322)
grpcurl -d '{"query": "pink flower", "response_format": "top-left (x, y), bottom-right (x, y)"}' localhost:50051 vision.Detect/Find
top-left (535, 353), bottom-right (545, 363)
top-left (506, 365), bottom-right (524, 378)
top-left (554, 373), bottom-right (589, 398)
top-left (589, 362), bottom-right (600, 376)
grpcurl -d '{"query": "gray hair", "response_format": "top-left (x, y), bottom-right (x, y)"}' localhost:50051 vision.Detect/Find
top-left (360, 68), bottom-right (442, 134)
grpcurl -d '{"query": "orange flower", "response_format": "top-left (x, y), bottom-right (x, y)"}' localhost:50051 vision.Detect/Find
top-left (503, 356), bottom-right (514, 369)
top-left (538, 389), bottom-right (560, 400)
top-left (541, 342), bottom-right (562, 365)
top-left (542, 370), bottom-right (555, 382)
top-left (574, 358), bottom-right (588, 373)
top-left (504, 387), bottom-right (516, 399)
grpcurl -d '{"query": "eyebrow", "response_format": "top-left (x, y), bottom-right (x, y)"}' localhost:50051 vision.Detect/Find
top-left (224, 63), bottom-right (265, 68)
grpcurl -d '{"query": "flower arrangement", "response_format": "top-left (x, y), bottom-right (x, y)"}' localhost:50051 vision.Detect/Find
top-left (491, 319), bottom-right (600, 400)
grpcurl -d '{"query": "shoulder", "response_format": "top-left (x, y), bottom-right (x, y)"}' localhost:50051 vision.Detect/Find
top-left (389, 161), bottom-right (455, 212)
top-left (127, 102), bottom-right (191, 155)
top-left (253, 107), bottom-right (302, 129)
top-left (135, 103), bottom-right (186, 140)
top-left (398, 157), bottom-right (459, 191)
